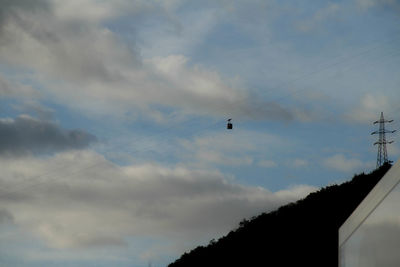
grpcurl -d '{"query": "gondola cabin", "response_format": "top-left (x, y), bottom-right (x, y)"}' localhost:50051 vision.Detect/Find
top-left (227, 119), bottom-right (233, 130)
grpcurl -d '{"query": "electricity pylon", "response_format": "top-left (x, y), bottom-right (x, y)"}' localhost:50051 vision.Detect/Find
top-left (371, 112), bottom-right (396, 168)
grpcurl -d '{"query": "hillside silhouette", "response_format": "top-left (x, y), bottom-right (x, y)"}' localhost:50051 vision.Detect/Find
top-left (169, 163), bottom-right (391, 267)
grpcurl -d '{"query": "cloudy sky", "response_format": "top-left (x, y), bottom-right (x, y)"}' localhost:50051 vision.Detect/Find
top-left (0, 0), bottom-right (399, 266)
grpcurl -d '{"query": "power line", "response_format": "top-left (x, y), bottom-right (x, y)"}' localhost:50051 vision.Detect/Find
top-left (255, 33), bottom-right (400, 102)
top-left (0, 119), bottom-right (226, 198)
top-left (1, 31), bottom-right (400, 196)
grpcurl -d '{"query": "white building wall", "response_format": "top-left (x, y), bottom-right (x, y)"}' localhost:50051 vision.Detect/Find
top-left (339, 160), bottom-right (400, 267)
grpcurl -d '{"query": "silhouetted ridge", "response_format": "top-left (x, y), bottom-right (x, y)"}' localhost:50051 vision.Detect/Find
top-left (169, 163), bottom-right (391, 267)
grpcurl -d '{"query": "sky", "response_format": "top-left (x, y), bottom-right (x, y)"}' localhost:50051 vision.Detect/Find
top-left (0, 0), bottom-right (399, 266)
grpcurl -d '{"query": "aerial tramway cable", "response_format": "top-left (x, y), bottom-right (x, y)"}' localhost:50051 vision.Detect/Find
top-left (2, 32), bottom-right (400, 197)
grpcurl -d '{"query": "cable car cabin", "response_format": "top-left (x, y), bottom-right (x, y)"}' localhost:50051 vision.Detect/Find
top-left (227, 119), bottom-right (233, 129)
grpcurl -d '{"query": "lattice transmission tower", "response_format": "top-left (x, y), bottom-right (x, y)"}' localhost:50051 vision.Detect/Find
top-left (371, 112), bottom-right (396, 168)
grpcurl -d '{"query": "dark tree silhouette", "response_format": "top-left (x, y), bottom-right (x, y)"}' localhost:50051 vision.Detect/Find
top-left (169, 163), bottom-right (391, 267)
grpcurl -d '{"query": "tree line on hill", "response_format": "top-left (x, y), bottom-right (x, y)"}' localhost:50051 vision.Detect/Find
top-left (169, 163), bottom-right (391, 267)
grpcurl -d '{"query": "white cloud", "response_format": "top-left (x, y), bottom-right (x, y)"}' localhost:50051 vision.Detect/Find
top-left (356, 0), bottom-right (400, 9)
top-left (274, 184), bottom-right (317, 199)
top-left (195, 150), bottom-right (254, 166)
top-left (291, 158), bottom-right (308, 168)
top-left (179, 130), bottom-right (286, 167)
top-left (0, 74), bottom-right (39, 100)
top-left (297, 3), bottom-right (340, 33)
top-left (258, 159), bottom-right (278, 168)
top-left (0, 150), bottom-right (315, 255)
top-left (346, 93), bottom-right (391, 123)
top-left (323, 154), bottom-right (374, 172)
top-left (0, 0), bottom-right (295, 122)
top-left (387, 143), bottom-right (400, 157)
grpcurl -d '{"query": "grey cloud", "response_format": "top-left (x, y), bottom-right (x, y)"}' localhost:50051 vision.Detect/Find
top-left (12, 102), bottom-right (55, 121)
top-left (322, 154), bottom-right (373, 173)
top-left (0, 208), bottom-right (13, 224)
top-left (235, 98), bottom-right (294, 121)
top-left (0, 115), bottom-right (96, 155)
top-left (0, 0), bottom-right (299, 122)
top-left (68, 235), bottom-right (128, 248)
top-left (0, 75), bottom-right (19, 97)
top-left (0, 151), bottom-right (316, 249)
top-left (0, 0), bottom-right (50, 31)
top-left (356, 0), bottom-right (400, 9)
top-left (0, 190), bottom-right (32, 203)
top-left (0, 74), bottom-right (38, 99)
top-left (0, 0), bottom-right (49, 11)
top-left (0, 0), bottom-right (137, 84)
